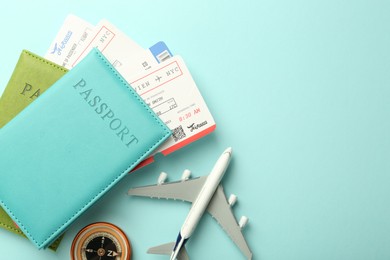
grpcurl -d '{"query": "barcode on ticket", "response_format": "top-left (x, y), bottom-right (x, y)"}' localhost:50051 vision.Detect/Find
top-left (172, 125), bottom-right (186, 142)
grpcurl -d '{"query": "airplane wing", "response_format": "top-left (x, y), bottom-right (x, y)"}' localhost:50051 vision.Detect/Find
top-left (147, 242), bottom-right (189, 260)
top-left (206, 185), bottom-right (253, 260)
top-left (127, 176), bottom-right (207, 202)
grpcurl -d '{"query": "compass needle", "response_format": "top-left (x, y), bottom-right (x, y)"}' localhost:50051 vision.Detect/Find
top-left (101, 236), bottom-right (105, 248)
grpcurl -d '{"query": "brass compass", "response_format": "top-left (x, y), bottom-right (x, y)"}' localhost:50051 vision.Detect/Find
top-left (71, 222), bottom-right (131, 260)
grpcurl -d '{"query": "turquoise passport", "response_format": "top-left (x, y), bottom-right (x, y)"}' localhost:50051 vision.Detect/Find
top-left (0, 48), bottom-right (171, 249)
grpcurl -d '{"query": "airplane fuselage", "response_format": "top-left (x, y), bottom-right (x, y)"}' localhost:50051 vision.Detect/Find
top-left (170, 148), bottom-right (232, 259)
top-left (180, 148), bottom-right (232, 238)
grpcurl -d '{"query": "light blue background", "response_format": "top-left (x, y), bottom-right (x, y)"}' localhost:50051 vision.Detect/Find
top-left (1, 1), bottom-right (390, 259)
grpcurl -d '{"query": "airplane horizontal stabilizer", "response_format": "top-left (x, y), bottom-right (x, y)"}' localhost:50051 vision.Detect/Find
top-left (147, 242), bottom-right (189, 260)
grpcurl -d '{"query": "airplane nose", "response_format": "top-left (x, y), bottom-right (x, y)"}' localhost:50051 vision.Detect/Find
top-left (224, 147), bottom-right (232, 156)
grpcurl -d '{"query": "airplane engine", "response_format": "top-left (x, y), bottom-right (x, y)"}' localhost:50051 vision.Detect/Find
top-left (228, 194), bottom-right (237, 206)
top-left (157, 172), bottom-right (168, 185)
top-left (181, 169), bottom-right (191, 181)
top-left (239, 216), bottom-right (249, 229)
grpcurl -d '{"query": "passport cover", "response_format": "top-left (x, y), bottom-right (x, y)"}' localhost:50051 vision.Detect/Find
top-left (0, 50), bottom-right (68, 250)
top-left (0, 48), bottom-right (171, 249)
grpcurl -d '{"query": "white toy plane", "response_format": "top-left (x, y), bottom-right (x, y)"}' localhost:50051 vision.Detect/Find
top-left (128, 148), bottom-right (252, 260)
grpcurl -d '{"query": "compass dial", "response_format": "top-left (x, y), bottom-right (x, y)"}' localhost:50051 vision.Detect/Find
top-left (71, 222), bottom-right (131, 260)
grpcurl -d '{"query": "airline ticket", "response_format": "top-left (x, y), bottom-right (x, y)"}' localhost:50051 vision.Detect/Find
top-left (129, 55), bottom-right (216, 167)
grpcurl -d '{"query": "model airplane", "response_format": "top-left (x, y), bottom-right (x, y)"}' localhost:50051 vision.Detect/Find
top-left (128, 147), bottom-right (252, 260)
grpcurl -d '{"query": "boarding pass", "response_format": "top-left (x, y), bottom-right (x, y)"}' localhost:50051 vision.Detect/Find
top-left (129, 55), bottom-right (216, 167)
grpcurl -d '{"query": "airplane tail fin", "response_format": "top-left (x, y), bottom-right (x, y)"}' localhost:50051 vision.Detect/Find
top-left (147, 242), bottom-right (189, 260)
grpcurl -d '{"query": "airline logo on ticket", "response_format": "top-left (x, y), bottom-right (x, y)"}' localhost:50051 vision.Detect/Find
top-left (130, 56), bottom-right (216, 167)
top-left (45, 14), bottom-right (95, 68)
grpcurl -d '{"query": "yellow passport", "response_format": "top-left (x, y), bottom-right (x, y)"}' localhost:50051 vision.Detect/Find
top-left (0, 50), bottom-right (68, 250)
